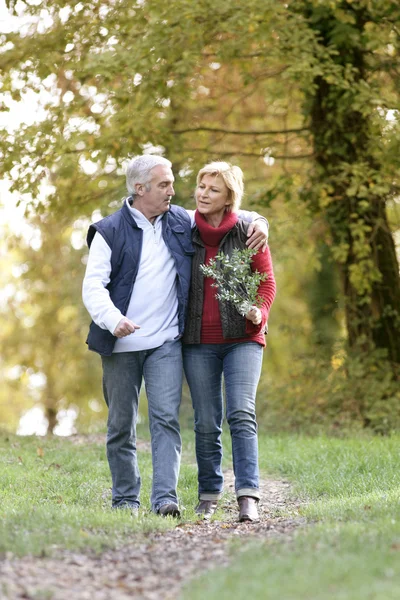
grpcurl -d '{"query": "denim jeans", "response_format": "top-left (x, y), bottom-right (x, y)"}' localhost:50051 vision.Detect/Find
top-left (183, 342), bottom-right (263, 501)
top-left (101, 339), bottom-right (183, 512)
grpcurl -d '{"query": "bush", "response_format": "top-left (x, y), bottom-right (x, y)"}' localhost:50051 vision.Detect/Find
top-left (258, 348), bottom-right (400, 435)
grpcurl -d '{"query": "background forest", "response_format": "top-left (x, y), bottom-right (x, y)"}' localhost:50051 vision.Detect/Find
top-left (0, 0), bottom-right (399, 435)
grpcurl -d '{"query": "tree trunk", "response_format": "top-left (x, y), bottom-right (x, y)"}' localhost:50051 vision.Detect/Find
top-left (44, 377), bottom-right (58, 434)
top-left (306, 240), bottom-right (341, 355)
top-left (340, 199), bottom-right (400, 361)
top-left (46, 406), bottom-right (58, 435)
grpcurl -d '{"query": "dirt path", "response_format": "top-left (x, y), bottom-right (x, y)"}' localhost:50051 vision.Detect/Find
top-left (0, 470), bottom-right (304, 600)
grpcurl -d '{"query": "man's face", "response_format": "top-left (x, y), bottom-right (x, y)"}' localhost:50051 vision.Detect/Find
top-left (134, 165), bottom-right (175, 221)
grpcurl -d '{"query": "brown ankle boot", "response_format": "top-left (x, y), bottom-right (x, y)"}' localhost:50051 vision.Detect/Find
top-left (238, 496), bottom-right (259, 522)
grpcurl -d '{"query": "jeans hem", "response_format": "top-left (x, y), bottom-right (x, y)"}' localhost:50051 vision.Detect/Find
top-left (112, 501), bottom-right (140, 510)
top-left (199, 492), bottom-right (223, 501)
top-left (236, 488), bottom-right (260, 500)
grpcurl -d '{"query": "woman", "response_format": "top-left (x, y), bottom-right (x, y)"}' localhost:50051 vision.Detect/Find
top-left (182, 161), bottom-right (276, 522)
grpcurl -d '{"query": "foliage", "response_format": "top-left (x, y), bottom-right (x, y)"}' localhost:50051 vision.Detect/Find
top-left (200, 248), bottom-right (267, 316)
top-left (259, 346), bottom-right (400, 435)
top-left (0, 214), bottom-right (105, 432)
top-left (295, 1), bottom-right (400, 363)
top-left (0, 0), bottom-right (310, 216)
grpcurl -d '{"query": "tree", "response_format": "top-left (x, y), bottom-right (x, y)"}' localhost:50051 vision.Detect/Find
top-left (299, 1), bottom-right (400, 362)
top-left (1, 1), bottom-right (399, 434)
top-left (1, 0), bottom-right (398, 364)
top-left (0, 214), bottom-right (104, 432)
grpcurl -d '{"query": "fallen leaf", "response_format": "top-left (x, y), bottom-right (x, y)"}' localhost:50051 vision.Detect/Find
top-left (390, 543), bottom-right (400, 551)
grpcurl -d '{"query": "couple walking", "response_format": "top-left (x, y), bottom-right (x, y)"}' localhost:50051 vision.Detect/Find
top-left (82, 155), bottom-right (276, 523)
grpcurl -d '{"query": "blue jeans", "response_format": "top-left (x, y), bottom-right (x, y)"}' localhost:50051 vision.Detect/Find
top-left (183, 342), bottom-right (263, 501)
top-left (101, 339), bottom-right (182, 512)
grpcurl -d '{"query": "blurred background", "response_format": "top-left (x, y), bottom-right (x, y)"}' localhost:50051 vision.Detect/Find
top-left (0, 0), bottom-right (399, 437)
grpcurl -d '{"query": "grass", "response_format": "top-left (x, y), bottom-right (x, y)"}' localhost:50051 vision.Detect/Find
top-left (182, 433), bottom-right (400, 600)
top-left (2, 427), bottom-right (400, 599)
top-left (0, 426), bottom-right (199, 556)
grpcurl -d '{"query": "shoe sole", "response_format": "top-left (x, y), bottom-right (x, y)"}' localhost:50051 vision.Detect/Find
top-left (196, 512), bottom-right (213, 520)
top-left (164, 510), bottom-right (180, 517)
top-left (239, 515), bottom-right (259, 523)
top-left (159, 508), bottom-right (180, 517)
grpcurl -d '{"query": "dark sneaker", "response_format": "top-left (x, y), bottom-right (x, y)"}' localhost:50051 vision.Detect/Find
top-left (238, 496), bottom-right (259, 522)
top-left (158, 502), bottom-right (180, 518)
top-left (195, 500), bottom-right (218, 520)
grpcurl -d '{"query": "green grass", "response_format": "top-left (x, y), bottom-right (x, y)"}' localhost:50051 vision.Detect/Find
top-left (3, 427), bottom-right (400, 600)
top-left (182, 433), bottom-right (400, 600)
top-left (257, 434), bottom-right (400, 513)
top-left (0, 427), bottom-right (199, 556)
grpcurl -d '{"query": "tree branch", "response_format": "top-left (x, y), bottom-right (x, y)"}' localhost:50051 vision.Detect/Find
top-left (202, 52), bottom-right (269, 59)
top-left (173, 126), bottom-right (310, 136)
top-left (186, 148), bottom-right (313, 160)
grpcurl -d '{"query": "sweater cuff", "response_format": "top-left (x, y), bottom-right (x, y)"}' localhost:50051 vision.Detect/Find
top-left (245, 309), bottom-right (268, 335)
top-left (103, 312), bottom-right (124, 335)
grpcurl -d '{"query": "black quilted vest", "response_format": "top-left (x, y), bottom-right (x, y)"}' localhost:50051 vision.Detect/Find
top-left (183, 220), bottom-right (251, 344)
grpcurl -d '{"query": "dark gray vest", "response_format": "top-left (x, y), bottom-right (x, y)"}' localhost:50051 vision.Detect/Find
top-left (183, 220), bottom-right (251, 344)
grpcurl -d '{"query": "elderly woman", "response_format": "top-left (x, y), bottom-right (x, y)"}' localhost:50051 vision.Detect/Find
top-left (182, 162), bottom-right (276, 522)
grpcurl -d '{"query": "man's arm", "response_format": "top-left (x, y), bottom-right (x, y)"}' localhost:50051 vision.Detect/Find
top-left (82, 233), bottom-right (140, 336)
top-left (184, 208), bottom-right (269, 251)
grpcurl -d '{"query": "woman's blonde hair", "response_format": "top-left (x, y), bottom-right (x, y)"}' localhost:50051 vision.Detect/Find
top-left (196, 161), bottom-right (244, 212)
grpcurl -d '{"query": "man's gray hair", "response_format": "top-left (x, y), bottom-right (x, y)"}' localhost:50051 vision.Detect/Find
top-left (126, 155), bottom-right (172, 195)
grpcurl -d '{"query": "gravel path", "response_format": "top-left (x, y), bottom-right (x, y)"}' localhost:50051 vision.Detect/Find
top-left (0, 473), bottom-right (304, 600)
top-left (0, 436), bottom-right (305, 599)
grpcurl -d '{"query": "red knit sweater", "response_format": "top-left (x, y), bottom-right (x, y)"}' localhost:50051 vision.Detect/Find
top-left (195, 210), bottom-right (276, 347)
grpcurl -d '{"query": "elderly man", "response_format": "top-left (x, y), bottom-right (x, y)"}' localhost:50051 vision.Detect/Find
top-left (82, 155), bottom-right (268, 517)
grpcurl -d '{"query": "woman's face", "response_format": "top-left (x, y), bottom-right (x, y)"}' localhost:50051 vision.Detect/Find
top-left (195, 174), bottom-right (231, 220)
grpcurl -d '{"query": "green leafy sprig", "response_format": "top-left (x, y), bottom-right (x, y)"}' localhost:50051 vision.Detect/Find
top-left (200, 248), bottom-right (267, 316)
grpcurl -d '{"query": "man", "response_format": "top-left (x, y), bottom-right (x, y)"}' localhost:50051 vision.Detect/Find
top-left (82, 155), bottom-right (268, 517)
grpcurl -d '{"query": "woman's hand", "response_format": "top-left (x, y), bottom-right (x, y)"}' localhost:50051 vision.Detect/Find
top-left (245, 306), bottom-right (262, 325)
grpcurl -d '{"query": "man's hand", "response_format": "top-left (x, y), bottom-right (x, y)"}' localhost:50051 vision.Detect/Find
top-left (113, 317), bottom-right (141, 338)
top-left (246, 220), bottom-right (269, 251)
top-left (246, 306), bottom-right (262, 325)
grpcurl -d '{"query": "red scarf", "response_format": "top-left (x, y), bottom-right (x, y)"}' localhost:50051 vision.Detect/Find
top-left (194, 210), bottom-right (238, 247)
